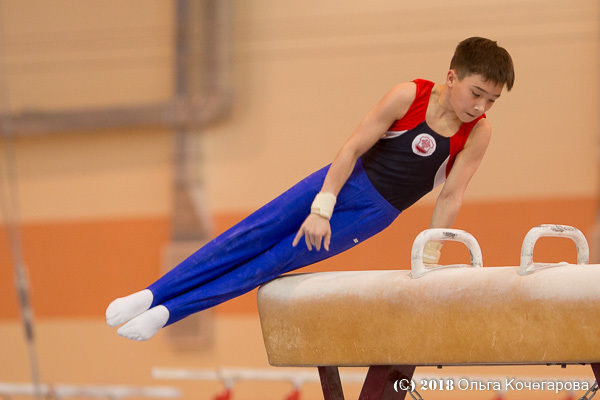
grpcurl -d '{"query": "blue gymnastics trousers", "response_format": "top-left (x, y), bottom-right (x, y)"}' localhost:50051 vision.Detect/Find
top-left (147, 158), bottom-right (400, 325)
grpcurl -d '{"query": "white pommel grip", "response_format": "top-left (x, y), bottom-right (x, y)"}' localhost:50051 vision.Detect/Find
top-left (310, 192), bottom-right (336, 220)
top-left (519, 224), bottom-right (589, 276)
top-left (411, 228), bottom-right (483, 279)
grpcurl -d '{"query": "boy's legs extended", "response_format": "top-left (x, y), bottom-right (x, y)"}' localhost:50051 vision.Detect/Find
top-left (107, 164), bottom-right (331, 328)
top-left (108, 159), bottom-right (400, 339)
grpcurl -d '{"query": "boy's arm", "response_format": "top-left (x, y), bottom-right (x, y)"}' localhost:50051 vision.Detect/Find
top-left (430, 118), bottom-right (492, 229)
top-left (424, 118), bottom-right (491, 265)
top-left (322, 81), bottom-right (417, 195)
top-left (292, 81), bottom-right (417, 251)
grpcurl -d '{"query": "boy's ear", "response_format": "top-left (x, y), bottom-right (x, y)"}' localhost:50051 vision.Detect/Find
top-left (446, 70), bottom-right (458, 87)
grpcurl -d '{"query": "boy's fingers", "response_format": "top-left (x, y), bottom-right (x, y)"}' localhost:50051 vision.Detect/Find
top-left (314, 235), bottom-right (321, 251)
top-left (292, 227), bottom-right (304, 247)
top-left (324, 231), bottom-right (331, 251)
top-left (304, 235), bottom-right (313, 251)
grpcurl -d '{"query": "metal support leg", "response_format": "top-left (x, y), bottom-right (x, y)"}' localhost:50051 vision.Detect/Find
top-left (593, 363), bottom-right (600, 382)
top-left (318, 366), bottom-right (345, 400)
top-left (359, 365), bottom-right (416, 400)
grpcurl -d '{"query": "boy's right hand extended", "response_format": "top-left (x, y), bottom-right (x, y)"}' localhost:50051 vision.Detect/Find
top-left (292, 213), bottom-right (332, 251)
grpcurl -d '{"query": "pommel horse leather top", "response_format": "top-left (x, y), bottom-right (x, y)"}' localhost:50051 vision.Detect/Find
top-left (257, 225), bottom-right (600, 399)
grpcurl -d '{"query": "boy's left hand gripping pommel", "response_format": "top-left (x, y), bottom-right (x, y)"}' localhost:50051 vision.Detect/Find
top-left (423, 241), bottom-right (443, 265)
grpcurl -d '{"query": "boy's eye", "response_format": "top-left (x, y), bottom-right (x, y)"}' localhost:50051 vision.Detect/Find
top-left (471, 91), bottom-right (481, 97)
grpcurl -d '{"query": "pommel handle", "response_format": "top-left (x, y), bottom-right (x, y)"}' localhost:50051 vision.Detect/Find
top-left (519, 224), bottom-right (589, 276)
top-left (411, 228), bottom-right (483, 279)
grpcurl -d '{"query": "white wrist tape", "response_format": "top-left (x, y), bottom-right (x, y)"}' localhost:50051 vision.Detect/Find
top-left (310, 192), bottom-right (337, 220)
top-left (423, 241), bottom-right (443, 265)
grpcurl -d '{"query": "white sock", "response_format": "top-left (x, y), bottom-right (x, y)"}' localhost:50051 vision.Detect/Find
top-left (106, 289), bottom-right (154, 327)
top-left (116, 305), bottom-right (170, 341)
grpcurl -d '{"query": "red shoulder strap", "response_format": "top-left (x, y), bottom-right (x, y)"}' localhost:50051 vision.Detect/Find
top-left (387, 79), bottom-right (434, 131)
top-left (446, 115), bottom-right (486, 177)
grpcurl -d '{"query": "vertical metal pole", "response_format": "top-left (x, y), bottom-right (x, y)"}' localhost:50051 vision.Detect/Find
top-left (0, 139), bottom-right (43, 400)
top-left (0, 5), bottom-right (43, 399)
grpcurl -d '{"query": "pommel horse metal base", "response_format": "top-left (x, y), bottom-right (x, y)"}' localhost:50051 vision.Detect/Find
top-left (257, 225), bottom-right (600, 399)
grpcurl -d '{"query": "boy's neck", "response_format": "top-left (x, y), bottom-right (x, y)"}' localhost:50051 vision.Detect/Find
top-left (426, 84), bottom-right (462, 135)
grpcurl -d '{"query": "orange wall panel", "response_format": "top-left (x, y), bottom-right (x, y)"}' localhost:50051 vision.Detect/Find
top-left (0, 218), bottom-right (169, 319)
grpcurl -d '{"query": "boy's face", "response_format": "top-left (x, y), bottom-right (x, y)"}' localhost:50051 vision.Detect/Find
top-left (447, 71), bottom-right (504, 122)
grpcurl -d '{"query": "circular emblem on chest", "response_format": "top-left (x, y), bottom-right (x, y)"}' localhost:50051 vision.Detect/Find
top-left (412, 133), bottom-right (437, 157)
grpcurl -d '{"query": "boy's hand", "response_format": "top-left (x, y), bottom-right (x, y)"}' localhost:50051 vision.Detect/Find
top-left (292, 213), bottom-right (332, 251)
top-left (423, 241), bottom-right (443, 265)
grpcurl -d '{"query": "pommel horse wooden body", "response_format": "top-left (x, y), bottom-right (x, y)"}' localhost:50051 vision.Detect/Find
top-left (257, 225), bottom-right (600, 399)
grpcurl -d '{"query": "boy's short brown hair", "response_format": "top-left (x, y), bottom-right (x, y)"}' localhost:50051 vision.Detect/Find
top-left (450, 37), bottom-right (515, 91)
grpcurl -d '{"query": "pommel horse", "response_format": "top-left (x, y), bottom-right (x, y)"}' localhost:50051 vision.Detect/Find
top-left (257, 224), bottom-right (600, 399)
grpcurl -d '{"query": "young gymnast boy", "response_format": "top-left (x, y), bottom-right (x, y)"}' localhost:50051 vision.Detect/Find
top-left (107, 37), bottom-right (515, 341)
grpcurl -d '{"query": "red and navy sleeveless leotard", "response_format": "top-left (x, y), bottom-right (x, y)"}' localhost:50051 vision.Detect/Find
top-left (361, 79), bottom-right (484, 211)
